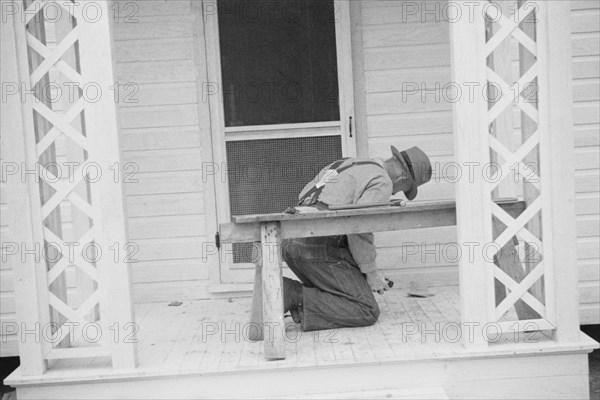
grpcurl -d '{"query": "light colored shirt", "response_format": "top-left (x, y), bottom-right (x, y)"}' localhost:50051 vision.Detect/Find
top-left (298, 158), bottom-right (393, 274)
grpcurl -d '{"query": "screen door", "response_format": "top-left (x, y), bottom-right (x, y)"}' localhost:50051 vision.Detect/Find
top-left (206, 0), bottom-right (356, 284)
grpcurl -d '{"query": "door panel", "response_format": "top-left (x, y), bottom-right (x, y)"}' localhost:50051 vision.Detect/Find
top-left (203, 0), bottom-right (356, 284)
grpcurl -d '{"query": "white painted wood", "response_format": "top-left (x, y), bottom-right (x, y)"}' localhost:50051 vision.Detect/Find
top-left (201, 0), bottom-right (232, 286)
top-left (538, 1), bottom-right (582, 341)
top-left (260, 222), bottom-right (285, 360)
top-left (77, 1), bottom-right (137, 368)
top-left (4, 292), bottom-right (597, 399)
top-left (488, 1), bottom-right (518, 200)
top-left (570, 0), bottom-right (600, 325)
top-left (449, 1), bottom-right (494, 348)
top-left (107, 1), bottom-right (212, 302)
top-left (349, 1), bottom-right (370, 158)
top-left (0, 27), bottom-right (18, 358)
top-left (225, 125), bottom-right (341, 142)
top-left (335, 0), bottom-right (358, 157)
top-left (4, 8), bottom-right (49, 374)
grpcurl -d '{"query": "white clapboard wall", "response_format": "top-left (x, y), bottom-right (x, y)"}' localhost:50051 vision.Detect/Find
top-left (111, 0), bottom-right (213, 304)
top-left (1, 18), bottom-right (19, 358)
top-left (358, 1), bottom-right (457, 289)
top-left (570, 0), bottom-right (600, 324)
top-left (0, 127), bottom-right (17, 358)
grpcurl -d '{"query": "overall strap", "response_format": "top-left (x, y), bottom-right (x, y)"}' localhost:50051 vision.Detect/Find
top-left (298, 159), bottom-right (382, 205)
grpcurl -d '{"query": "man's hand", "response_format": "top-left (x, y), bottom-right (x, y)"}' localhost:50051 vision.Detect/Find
top-left (366, 271), bottom-right (390, 295)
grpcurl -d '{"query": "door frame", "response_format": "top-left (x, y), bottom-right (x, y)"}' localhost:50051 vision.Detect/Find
top-left (202, 0), bottom-right (357, 287)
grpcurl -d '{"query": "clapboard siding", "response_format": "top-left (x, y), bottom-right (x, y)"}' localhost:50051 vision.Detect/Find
top-left (112, 0), bottom-right (210, 303)
top-left (358, 0), bottom-right (600, 324)
top-left (0, 26), bottom-right (18, 355)
top-left (359, 1), bottom-right (455, 283)
top-left (572, 0), bottom-right (600, 325)
top-left (0, 138), bottom-right (17, 356)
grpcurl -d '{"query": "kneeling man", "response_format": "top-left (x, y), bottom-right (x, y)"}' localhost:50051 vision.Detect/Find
top-left (282, 146), bottom-right (432, 331)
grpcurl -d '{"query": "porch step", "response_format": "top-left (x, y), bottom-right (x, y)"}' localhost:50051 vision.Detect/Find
top-left (289, 386), bottom-right (449, 399)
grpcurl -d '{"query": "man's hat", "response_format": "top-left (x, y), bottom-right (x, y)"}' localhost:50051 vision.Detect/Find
top-left (391, 145), bottom-right (432, 200)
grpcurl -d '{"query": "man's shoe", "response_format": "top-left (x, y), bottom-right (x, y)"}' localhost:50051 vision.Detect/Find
top-left (290, 305), bottom-right (302, 324)
top-left (283, 277), bottom-right (303, 313)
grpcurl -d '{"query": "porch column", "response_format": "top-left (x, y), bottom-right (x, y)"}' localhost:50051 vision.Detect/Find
top-left (3, 8), bottom-right (50, 375)
top-left (537, 1), bottom-right (580, 342)
top-left (449, 1), bottom-right (494, 348)
top-left (450, 0), bottom-right (581, 347)
top-left (8, 0), bottom-right (137, 373)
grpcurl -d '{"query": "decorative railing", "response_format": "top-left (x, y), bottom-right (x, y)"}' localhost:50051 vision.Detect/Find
top-left (450, 0), bottom-right (580, 346)
top-left (7, 0), bottom-right (137, 373)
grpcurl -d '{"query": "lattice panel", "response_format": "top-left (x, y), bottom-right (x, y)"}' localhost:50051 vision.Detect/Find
top-left (484, 1), bottom-right (554, 331)
top-left (20, 0), bottom-right (106, 359)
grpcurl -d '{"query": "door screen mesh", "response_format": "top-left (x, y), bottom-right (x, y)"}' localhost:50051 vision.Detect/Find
top-left (226, 136), bottom-right (342, 263)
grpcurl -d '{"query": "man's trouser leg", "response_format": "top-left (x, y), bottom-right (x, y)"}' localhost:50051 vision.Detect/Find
top-left (282, 236), bottom-right (380, 331)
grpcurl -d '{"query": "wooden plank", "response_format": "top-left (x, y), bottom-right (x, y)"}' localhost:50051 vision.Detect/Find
top-left (115, 60), bottom-right (197, 84)
top-left (118, 82), bottom-right (198, 108)
top-left (121, 126), bottom-right (202, 151)
top-left (369, 134), bottom-right (454, 156)
top-left (221, 202), bottom-right (525, 243)
top-left (366, 66), bottom-right (451, 94)
top-left (233, 200), bottom-right (460, 223)
top-left (114, 38), bottom-right (194, 63)
top-left (7, 7), bottom-right (50, 375)
top-left (367, 92), bottom-right (451, 115)
top-left (571, 10), bottom-right (600, 34)
top-left (571, 34), bottom-right (600, 57)
top-left (128, 215), bottom-right (205, 240)
top-left (78, 2), bottom-right (137, 368)
top-left (350, 1), bottom-right (369, 158)
top-left (449, 2), bottom-right (494, 348)
top-left (361, 0), bottom-right (448, 25)
top-left (364, 44), bottom-right (450, 71)
top-left (118, 104), bottom-right (199, 129)
top-left (576, 193), bottom-right (600, 215)
top-left (572, 58), bottom-right (600, 80)
top-left (539, 1), bottom-right (582, 341)
top-left (123, 148), bottom-right (203, 173)
top-left (110, 0), bottom-right (192, 17)
top-left (248, 261), bottom-right (263, 341)
top-left (260, 222), bottom-right (285, 360)
top-left (126, 192), bottom-right (204, 218)
top-left (362, 20), bottom-right (449, 48)
top-left (132, 236), bottom-right (207, 263)
top-left (112, 15), bottom-right (195, 40)
top-left (123, 171), bottom-right (203, 196)
top-left (132, 259), bottom-right (208, 284)
top-left (334, 0), bottom-right (358, 158)
top-left (368, 111), bottom-right (453, 137)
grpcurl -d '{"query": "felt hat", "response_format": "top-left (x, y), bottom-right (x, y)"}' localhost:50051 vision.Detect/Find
top-left (390, 145), bottom-right (432, 200)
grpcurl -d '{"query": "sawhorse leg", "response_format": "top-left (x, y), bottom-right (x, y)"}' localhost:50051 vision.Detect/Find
top-left (251, 221), bottom-right (285, 360)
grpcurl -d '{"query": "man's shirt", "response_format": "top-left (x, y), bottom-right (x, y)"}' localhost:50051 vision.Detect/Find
top-left (297, 158), bottom-right (393, 274)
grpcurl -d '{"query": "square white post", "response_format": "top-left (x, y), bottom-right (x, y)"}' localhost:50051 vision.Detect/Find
top-left (537, 1), bottom-right (581, 342)
top-left (4, 9), bottom-right (50, 375)
top-left (449, 1), bottom-right (495, 348)
top-left (7, 0), bottom-right (137, 371)
top-left (76, 1), bottom-right (138, 369)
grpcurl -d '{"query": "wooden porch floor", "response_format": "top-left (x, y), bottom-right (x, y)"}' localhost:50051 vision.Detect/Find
top-left (5, 285), bottom-right (597, 399)
top-left (8, 285), bottom-right (596, 381)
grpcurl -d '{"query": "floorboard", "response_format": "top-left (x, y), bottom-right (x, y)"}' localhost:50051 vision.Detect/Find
top-left (5, 285), bottom-right (598, 388)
